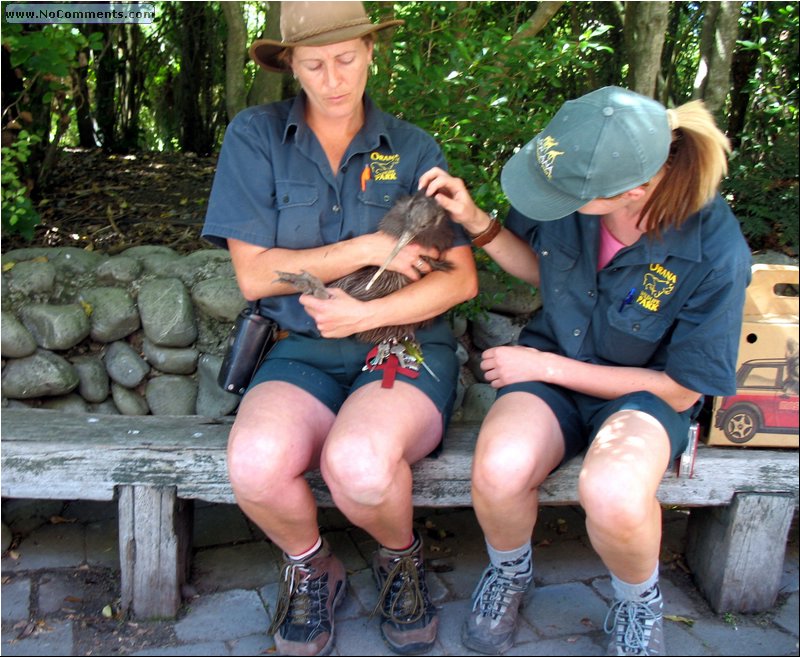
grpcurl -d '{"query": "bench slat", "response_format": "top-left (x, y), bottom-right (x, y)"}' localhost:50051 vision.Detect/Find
top-left (2, 409), bottom-right (797, 507)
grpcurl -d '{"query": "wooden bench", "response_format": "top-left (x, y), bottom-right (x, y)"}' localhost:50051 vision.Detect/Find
top-left (1, 408), bottom-right (797, 620)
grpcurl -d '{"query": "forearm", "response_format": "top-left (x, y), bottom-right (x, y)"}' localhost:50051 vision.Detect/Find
top-left (228, 235), bottom-right (377, 300)
top-left (542, 352), bottom-right (701, 412)
top-left (465, 211), bottom-right (541, 286)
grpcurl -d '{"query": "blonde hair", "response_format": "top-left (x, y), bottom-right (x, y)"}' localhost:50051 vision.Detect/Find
top-left (640, 100), bottom-right (731, 235)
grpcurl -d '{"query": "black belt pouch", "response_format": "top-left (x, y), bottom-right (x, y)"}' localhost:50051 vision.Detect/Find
top-left (217, 303), bottom-right (278, 395)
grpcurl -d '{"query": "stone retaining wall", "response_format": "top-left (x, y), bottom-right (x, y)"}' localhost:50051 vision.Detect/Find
top-left (1, 246), bottom-right (541, 420)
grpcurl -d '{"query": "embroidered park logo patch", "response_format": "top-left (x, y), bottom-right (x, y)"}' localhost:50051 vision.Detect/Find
top-left (370, 152), bottom-right (400, 181)
top-left (536, 135), bottom-right (564, 180)
top-left (635, 264), bottom-right (677, 312)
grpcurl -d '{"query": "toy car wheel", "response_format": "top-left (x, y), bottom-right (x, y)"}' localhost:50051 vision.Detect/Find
top-left (721, 406), bottom-right (760, 444)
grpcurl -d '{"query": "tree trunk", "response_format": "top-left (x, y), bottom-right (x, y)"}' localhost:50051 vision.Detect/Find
top-left (94, 25), bottom-right (119, 150)
top-left (726, 19), bottom-right (759, 149)
top-left (693, 1), bottom-right (741, 117)
top-left (623, 1), bottom-right (669, 97)
top-left (177, 3), bottom-right (215, 154)
top-left (508, 1), bottom-right (565, 46)
top-left (222, 1), bottom-right (248, 120)
top-left (247, 2), bottom-right (283, 107)
top-left (120, 24), bottom-right (143, 151)
top-left (71, 31), bottom-right (97, 149)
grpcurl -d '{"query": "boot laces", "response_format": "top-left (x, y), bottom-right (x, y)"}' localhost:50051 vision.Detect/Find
top-left (604, 598), bottom-right (659, 654)
top-left (268, 561), bottom-right (325, 635)
top-left (472, 566), bottom-right (526, 620)
top-left (372, 554), bottom-right (428, 625)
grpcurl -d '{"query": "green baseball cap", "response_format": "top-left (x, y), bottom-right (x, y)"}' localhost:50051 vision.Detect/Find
top-left (500, 87), bottom-right (671, 221)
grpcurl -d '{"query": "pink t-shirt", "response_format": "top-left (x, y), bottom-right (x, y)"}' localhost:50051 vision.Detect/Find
top-left (597, 219), bottom-right (626, 271)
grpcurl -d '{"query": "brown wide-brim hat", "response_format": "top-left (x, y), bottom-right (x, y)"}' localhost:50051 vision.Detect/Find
top-left (250, 1), bottom-right (403, 73)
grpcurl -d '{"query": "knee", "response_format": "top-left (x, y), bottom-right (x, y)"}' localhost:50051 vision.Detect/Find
top-left (322, 441), bottom-right (395, 507)
top-left (472, 439), bottom-right (536, 501)
top-left (227, 426), bottom-right (285, 503)
top-left (578, 466), bottom-right (650, 532)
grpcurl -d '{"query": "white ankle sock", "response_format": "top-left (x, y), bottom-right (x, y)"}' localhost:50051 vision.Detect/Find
top-left (288, 536), bottom-right (322, 562)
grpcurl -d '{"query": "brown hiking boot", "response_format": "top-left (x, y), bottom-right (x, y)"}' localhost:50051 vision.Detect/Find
top-left (268, 540), bottom-right (346, 656)
top-left (371, 531), bottom-right (438, 654)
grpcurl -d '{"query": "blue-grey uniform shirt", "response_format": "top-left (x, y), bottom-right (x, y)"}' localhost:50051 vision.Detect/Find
top-left (506, 194), bottom-right (752, 397)
top-left (202, 92), bottom-right (468, 335)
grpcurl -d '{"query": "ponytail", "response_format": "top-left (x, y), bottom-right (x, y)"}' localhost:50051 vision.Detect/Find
top-left (641, 100), bottom-right (731, 235)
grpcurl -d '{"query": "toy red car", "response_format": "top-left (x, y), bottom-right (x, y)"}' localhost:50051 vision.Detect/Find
top-left (714, 358), bottom-right (799, 444)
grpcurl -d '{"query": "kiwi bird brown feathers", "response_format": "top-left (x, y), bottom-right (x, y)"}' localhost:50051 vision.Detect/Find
top-left (275, 191), bottom-right (455, 344)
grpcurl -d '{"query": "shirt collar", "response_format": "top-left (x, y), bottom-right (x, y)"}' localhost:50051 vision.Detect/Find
top-left (282, 92), bottom-right (394, 153)
top-left (579, 207), bottom-right (705, 264)
top-left (641, 210), bottom-right (704, 263)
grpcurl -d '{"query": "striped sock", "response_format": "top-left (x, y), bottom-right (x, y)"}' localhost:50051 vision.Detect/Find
top-left (486, 540), bottom-right (533, 581)
top-left (611, 565), bottom-right (660, 602)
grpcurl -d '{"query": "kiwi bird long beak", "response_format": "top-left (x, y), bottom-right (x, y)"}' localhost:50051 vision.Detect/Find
top-left (365, 230), bottom-right (415, 291)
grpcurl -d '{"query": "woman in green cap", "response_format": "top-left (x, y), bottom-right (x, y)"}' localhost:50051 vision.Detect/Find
top-left (421, 87), bottom-right (750, 656)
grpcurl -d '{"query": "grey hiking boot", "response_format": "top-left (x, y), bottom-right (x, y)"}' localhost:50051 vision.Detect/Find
top-left (604, 591), bottom-right (665, 656)
top-left (461, 564), bottom-right (532, 655)
top-left (371, 532), bottom-right (438, 654)
top-left (268, 540), bottom-right (346, 656)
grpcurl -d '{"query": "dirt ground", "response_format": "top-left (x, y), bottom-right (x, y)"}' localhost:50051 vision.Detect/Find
top-left (3, 148), bottom-right (217, 256)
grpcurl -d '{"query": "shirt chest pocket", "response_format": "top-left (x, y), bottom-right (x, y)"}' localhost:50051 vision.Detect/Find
top-left (275, 181), bottom-right (322, 248)
top-left (357, 182), bottom-right (407, 232)
top-left (539, 240), bottom-right (580, 305)
top-left (597, 305), bottom-right (672, 366)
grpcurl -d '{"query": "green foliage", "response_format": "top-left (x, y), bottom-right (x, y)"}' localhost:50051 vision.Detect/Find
top-left (369, 2), bottom-right (613, 216)
top-left (724, 2), bottom-right (799, 254)
top-left (724, 131), bottom-right (799, 252)
top-left (2, 22), bottom-right (99, 119)
top-left (1, 21), bottom-right (99, 236)
top-left (1, 130), bottom-right (42, 240)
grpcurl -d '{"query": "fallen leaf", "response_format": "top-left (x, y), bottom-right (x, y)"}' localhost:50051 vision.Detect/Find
top-left (17, 621), bottom-right (36, 639)
top-left (49, 515), bottom-right (77, 525)
top-left (665, 614), bottom-right (695, 626)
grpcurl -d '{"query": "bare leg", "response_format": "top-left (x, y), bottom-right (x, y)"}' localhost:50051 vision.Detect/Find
top-left (578, 410), bottom-right (671, 584)
top-left (321, 381), bottom-right (442, 549)
top-left (226, 381), bottom-right (335, 555)
top-left (471, 392), bottom-right (565, 550)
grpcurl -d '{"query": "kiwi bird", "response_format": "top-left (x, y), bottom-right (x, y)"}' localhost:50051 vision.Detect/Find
top-left (274, 191), bottom-right (455, 344)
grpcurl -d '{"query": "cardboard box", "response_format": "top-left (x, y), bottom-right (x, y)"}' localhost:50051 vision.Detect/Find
top-left (706, 264), bottom-right (799, 447)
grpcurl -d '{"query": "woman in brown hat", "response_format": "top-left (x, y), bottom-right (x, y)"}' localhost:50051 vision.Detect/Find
top-left (202, 2), bottom-right (477, 656)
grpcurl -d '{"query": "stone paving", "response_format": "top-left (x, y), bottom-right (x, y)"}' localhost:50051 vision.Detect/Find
top-left (1, 499), bottom-right (798, 656)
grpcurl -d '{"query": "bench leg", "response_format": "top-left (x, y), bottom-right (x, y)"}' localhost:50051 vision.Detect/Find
top-left (685, 492), bottom-right (795, 613)
top-left (118, 485), bottom-right (193, 619)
